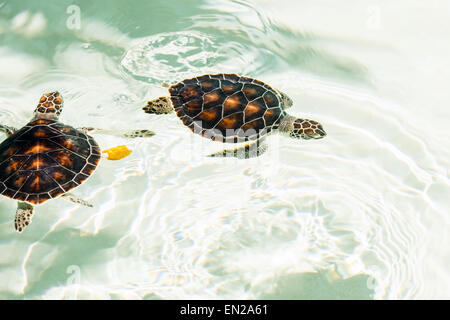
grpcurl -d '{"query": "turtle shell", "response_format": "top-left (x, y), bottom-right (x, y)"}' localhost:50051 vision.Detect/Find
top-left (169, 73), bottom-right (286, 143)
top-left (0, 119), bottom-right (101, 205)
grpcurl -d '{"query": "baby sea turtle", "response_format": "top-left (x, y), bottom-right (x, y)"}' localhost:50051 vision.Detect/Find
top-left (143, 73), bottom-right (326, 158)
top-left (0, 91), bottom-right (154, 232)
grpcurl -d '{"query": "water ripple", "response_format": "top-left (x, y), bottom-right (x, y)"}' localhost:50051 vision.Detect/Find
top-left (0, 0), bottom-right (449, 300)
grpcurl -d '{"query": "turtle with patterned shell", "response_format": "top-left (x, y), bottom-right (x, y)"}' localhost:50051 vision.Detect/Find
top-left (0, 91), bottom-right (154, 232)
top-left (144, 73), bottom-right (326, 158)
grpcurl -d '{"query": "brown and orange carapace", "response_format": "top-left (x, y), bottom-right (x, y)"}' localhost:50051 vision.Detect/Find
top-left (144, 73), bottom-right (327, 157)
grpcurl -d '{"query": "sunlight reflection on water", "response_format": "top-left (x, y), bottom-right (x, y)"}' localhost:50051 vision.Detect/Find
top-left (0, 0), bottom-right (449, 299)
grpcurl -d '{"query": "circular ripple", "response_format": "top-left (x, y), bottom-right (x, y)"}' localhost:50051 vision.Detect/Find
top-left (121, 31), bottom-right (275, 84)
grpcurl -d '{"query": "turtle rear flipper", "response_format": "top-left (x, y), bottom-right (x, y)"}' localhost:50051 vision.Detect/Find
top-left (208, 138), bottom-right (268, 159)
top-left (143, 96), bottom-right (173, 114)
top-left (15, 202), bottom-right (34, 232)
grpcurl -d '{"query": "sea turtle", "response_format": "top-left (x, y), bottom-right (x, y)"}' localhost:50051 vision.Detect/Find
top-left (143, 73), bottom-right (326, 158)
top-left (0, 91), bottom-right (154, 232)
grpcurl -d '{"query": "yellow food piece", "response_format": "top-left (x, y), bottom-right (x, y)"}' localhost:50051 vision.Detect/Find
top-left (102, 145), bottom-right (132, 160)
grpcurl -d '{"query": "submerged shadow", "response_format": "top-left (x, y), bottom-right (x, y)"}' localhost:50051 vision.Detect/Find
top-left (259, 270), bottom-right (374, 300)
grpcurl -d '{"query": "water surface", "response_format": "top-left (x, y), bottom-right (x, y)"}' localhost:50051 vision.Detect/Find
top-left (0, 0), bottom-right (449, 299)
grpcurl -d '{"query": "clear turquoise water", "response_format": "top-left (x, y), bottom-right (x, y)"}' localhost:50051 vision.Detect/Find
top-left (0, 0), bottom-right (449, 299)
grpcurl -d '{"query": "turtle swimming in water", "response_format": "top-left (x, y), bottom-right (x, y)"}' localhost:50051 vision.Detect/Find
top-left (0, 91), bottom-right (154, 232)
top-left (143, 73), bottom-right (326, 158)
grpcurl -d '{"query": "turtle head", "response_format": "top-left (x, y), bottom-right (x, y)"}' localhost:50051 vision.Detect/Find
top-left (33, 91), bottom-right (63, 120)
top-left (279, 115), bottom-right (326, 140)
top-left (288, 118), bottom-right (326, 140)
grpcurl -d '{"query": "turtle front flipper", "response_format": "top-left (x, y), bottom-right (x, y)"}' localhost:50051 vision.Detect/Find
top-left (208, 138), bottom-right (268, 159)
top-left (0, 125), bottom-right (16, 136)
top-left (61, 193), bottom-right (93, 207)
top-left (15, 202), bottom-right (34, 232)
top-left (79, 127), bottom-right (155, 138)
top-left (143, 96), bottom-right (174, 114)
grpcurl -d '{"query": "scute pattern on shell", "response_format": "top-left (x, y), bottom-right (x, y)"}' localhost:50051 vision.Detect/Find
top-left (0, 119), bottom-right (101, 205)
top-left (169, 73), bottom-right (286, 142)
